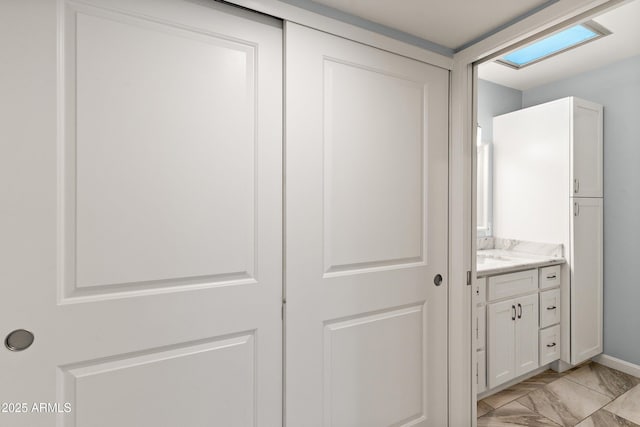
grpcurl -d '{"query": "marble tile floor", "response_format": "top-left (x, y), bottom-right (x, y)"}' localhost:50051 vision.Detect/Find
top-left (478, 362), bottom-right (640, 426)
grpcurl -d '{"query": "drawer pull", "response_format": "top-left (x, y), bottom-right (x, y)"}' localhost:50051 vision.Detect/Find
top-left (517, 303), bottom-right (522, 319)
top-left (546, 274), bottom-right (557, 279)
top-left (546, 342), bottom-right (557, 348)
top-left (547, 306), bottom-right (557, 310)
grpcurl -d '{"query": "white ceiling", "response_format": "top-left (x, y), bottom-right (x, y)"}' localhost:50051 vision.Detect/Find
top-left (308, 0), bottom-right (551, 50)
top-left (479, 0), bottom-right (640, 90)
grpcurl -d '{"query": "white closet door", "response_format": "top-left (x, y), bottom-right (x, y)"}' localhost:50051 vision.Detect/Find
top-left (0, 1), bottom-right (282, 426)
top-left (285, 23), bottom-right (449, 427)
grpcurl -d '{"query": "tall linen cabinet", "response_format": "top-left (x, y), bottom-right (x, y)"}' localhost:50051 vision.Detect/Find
top-left (493, 97), bottom-right (603, 366)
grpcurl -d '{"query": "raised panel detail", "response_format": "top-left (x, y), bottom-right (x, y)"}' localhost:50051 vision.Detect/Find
top-left (59, 334), bottom-right (255, 427)
top-left (60, 4), bottom-right (258, 297)
top-left (323, 59), bottom-right (425, 275)
top-left (323, 305), bottom-right (425, 426)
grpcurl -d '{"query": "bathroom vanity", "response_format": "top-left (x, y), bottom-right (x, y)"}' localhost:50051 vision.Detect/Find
top-left (475, 239), bottom-right (565, 394)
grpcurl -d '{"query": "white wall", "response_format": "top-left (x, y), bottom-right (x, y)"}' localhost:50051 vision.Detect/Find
top-left (478, 79), bottom-right (523, 143)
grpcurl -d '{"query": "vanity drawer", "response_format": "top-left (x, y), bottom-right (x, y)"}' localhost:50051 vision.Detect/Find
top-left (488, 269), bottom-right (538, 301)
top-left (474, 277), bottom-right (487, 306)
top-left (540, 289), bottom-right (561, 328)
top-left (540, 325), bottom-right (561, 364)
top-left (540, 265), bottom-right (561, 289)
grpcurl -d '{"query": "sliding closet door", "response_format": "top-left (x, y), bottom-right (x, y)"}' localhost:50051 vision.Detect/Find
top-left (0, 1), bottom-right (281, 426)
top-left (286, 23), bottom-right (449, 427)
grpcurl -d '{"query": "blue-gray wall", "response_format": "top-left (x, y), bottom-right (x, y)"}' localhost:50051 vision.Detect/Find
top-left (478, 79), bottom-right (523, 143)
top-left (523, 55), bottom-right (640, 365)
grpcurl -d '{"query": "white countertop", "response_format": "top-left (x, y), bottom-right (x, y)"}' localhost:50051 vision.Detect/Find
top-left (476, 249), bottom-right (565, 277)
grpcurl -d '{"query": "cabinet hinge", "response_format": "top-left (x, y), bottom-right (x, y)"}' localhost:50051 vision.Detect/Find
top-left (466, 270), bottom-right (472, 286)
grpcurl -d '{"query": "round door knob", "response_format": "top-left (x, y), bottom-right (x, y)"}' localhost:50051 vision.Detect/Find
top-left (5, 329), bottom-right (34, 352)
top-left (434, 274), bottom-right (443, 286)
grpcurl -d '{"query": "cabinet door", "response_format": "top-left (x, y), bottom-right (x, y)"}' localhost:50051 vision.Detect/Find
top-left (515, 293), bottom-right (539, 376)
top-left (571, 198), bottom-right (604, 364)
top-left (476, 304), bottom-right (486, 351)
top-left (571, 98), bottom-right (603, 197)
top-left (477, 350), bottom-right (487, 394)
top-left (488, 300), bottom-right (516, 389)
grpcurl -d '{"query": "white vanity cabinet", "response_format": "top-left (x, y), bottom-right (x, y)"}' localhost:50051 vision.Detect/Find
top-left (487, 281), bottom-right (539, 389)
top-left (482, 263), bottom-right (564, 391)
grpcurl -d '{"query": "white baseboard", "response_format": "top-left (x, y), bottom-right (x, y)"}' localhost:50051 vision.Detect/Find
top-left (593, 354), bottom-right (640, 378)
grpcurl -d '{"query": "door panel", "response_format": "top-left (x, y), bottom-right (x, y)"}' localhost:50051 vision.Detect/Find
top-left (515, 294), bottom-right (539, 376)
top-left (63, 335), bottom-right (255, 426)
top-left (325, 306), bottom-right (425, 427)
top-left (571, 198), bottom-right (604, 364)
top-left (571, 99), bottom-right (603, 198)
top-left (488, 300), bottom-right (516, 389)
top-left (322, 59), bottom-right (424, 272)
top-left (286, 23), bottom-right (449, 426)
top-left (71, 7), bottom-right (258, 290)
top-left (0, 1), bottom-right (282, 426)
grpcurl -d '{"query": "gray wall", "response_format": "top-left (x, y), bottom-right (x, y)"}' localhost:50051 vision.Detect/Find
top-left (523, 55), bottom-right (640, 365)
top-left (478, 79), bottom-right (523, 143)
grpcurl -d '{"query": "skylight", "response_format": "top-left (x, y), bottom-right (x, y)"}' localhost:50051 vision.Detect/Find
top-left (497, 21), bottom-right (611, 69)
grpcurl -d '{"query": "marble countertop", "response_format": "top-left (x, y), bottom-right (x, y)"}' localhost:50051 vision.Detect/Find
top-left (477, 237), bottom-right (566, 277)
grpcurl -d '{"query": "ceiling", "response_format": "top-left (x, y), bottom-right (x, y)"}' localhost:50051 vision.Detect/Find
top-left (297, 0), bottom-right (553, 51)
top-left (479, 0), bottom-right (640, 90)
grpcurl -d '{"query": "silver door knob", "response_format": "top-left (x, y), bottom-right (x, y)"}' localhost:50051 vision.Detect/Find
top-left (5, 329), bottom-right (34, 352)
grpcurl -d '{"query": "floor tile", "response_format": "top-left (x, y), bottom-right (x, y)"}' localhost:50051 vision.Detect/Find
top-left (530, 369), bottom-right (572, 384)
top-left (478, 400), bottom-right (494, 417)
top-left (606, 384), bottom-right (640, 425)
top-left (517, 377), bottom-right (612, 427)
top-left (565, 363), bottom-right (640, 398)
top-left (478, 401), bottom-right (560, 427)
top-left (576, 409), bottom-right (640, 427)
top-left (483, 376), bottom-right (552, 409)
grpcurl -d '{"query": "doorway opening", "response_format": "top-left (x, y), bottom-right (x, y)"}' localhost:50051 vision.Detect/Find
top-left (469, 0), bottom-right (640, 424)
